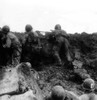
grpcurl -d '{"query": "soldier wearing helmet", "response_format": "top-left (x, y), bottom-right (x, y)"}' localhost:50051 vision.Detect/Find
top-left (55, 24), bottom-right (61, 30)
top-left (22, 24), bottom-right (40, 63)
top-left (0, 25), bottom-right (22, 66)
top-left (45, 85), bottom-right (65, 100)
top-left (25, 24), bottom-right (38, 36)
top-left (50, 85), bottom-right (65, 100)
top-left (24, 24), bottom-right (38, 42)
top-left (79, 78), bottom-right (97, 100)
top-left (82, 78), bottom-right (95, 92)
top-left (0, 25), bottom-right (10, 46)
top-left (46, 85), bottom-right (79, 100)
top-left (25, 24), bottom-right (33, 32)
top-left (48, 24), bottom-right (72, 65)
top-left (54, 24), bottom-right (68, 36)
top-left (2, 25), bottom-right (10, 34)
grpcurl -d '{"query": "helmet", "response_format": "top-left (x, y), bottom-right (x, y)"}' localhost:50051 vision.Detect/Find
top-left (26, 62), bottom-right (32, 68)
top-left (25, 24), bottom-right (33, 32)
top-left (82, 78), bottom-right (95, 91)
top-left (55, 24), bottom-right (61, 30)
top-left (2, 25), bottom-right (10, 34)
top-left (51, 85), bottom-right (65, 100)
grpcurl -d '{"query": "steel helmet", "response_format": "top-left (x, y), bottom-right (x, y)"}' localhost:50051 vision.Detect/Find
top-left (55, 24), bottom-right (61, 30)
top-left (51, 85), bottom-right (65, 100)
top-left (2, 25), bottom-right (10, 34)
top-left (26, 62), bottom-right (32, 68)
top-left (82, 78), bottom-right (95, 91)
top-left (25, 24), bottom-right (33, 32)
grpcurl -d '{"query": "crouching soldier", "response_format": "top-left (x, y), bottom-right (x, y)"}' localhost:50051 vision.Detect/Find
top-left (46, 85), bottom-right (79, 100)
top-left (79, 78), bottom-right (97, 100)
top-left (50, 85), bottom-right (66, 100)
top-left (0, 25), bottom-right (22, 66)
top-left (45, 85), bottom-right (65, 100)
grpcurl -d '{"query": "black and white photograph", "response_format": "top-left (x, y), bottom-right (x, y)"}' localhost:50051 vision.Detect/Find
top-left (0, 0), bottom-right (97, 100)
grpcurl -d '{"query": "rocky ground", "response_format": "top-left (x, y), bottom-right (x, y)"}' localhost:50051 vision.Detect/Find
top-left (14, 32), bottom-right (97, 97)
top-left (38, 65), bottom-right (83, 96)
top-left (37, 63), bottom-right (97, 97)
top-left (36, 32), bottom-right (97, 97)
top-left (0, 32), bottom-right (97, 99)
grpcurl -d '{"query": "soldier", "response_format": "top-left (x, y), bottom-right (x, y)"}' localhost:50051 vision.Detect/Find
top-left (24, 24), bottom-right (34, 41)
top-left (25, 24), bottom-right (39, 44)
top-left (0, 25), bottom-right (22, 66)
top-left (47, 85), bottom-right (79, 100)
top-left (54, 24), bottom-right (68, 36)
top-left (25, 24), bottom-right (33, 33)
top-left (79, 78), bottom-right (97, 100)
top-left (45, 85), bottom-right (65, 100)
top-left (50, 85), bottom-right (65, 100)
top-left (22, 24), bottom-right (41, 63)
top-left (49, 24), bottom-right (72, 65)
top-left (60, 78), bottom-right (97, 100)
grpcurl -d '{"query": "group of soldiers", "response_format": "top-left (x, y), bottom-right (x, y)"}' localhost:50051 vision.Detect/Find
top-left (0, 24), bottom-right (72, 66)
top-left (47, 78), bottom-right (97, 100)
top-left (0, 25), bottom-right (97, 99)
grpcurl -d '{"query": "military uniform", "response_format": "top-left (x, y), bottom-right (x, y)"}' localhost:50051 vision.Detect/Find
top-left (0, 25), bottom-right (22, 66)
top-left (7, 32), bottom-right (22, 65)
top-left (79, 78), bottom-right (97, 100)
top-left (49, 24), bottom-right (72, 65)
top-left (22, 25), bottom-right (40, 62)
top-left (48, 78), bottom-right (97, 100)
top-left (63, 78), bottom-right (97, 100)
top-left (47, 85), bottom-right (79, 100)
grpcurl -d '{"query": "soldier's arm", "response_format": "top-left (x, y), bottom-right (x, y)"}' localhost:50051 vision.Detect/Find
top-left (79, 94), bottom-right (87, 100)
top-left (79, 93), bottom-right (97, 100)
top-left (64, 90), bottom-right (80, 100)
top-left (61, 30), bottom-right (69, 38)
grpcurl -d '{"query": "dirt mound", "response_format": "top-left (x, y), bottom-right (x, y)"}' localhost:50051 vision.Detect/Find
top-left (13, 32), bottom-right (97, 98)
top-left (0, 63), bottom-right (43, 100)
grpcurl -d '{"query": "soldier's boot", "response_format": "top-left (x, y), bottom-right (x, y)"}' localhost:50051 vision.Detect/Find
top-left (64, 40), bottom-right (72, 62)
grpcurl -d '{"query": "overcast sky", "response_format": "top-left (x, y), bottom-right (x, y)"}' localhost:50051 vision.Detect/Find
top-left (0, 0), bottom-right (97, 33)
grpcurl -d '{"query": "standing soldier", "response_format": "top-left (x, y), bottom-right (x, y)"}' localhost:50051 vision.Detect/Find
top-left (49, 24), bottom-right (72, 65)
top-left (24, 24), bottom-right (33, 43)
top-left (22, 24), bottom-right (40, 63)
top-left (0, 25), bottom-right (22, 66)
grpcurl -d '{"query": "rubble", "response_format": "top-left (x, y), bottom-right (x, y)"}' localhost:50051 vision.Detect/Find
top-left (0, 63), bottom-right (44, 100)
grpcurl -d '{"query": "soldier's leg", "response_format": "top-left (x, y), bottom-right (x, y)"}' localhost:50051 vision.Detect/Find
top-left (23, 43), bottom-right (33, 63)
top-left (6, 49), bottom-right (13, 66)
top-left (64, 39), bottom-right (72, 62)
top-left (53, 46), bottom-right (62, 65)
top-left (12, 42), bottom-right (22, 66)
